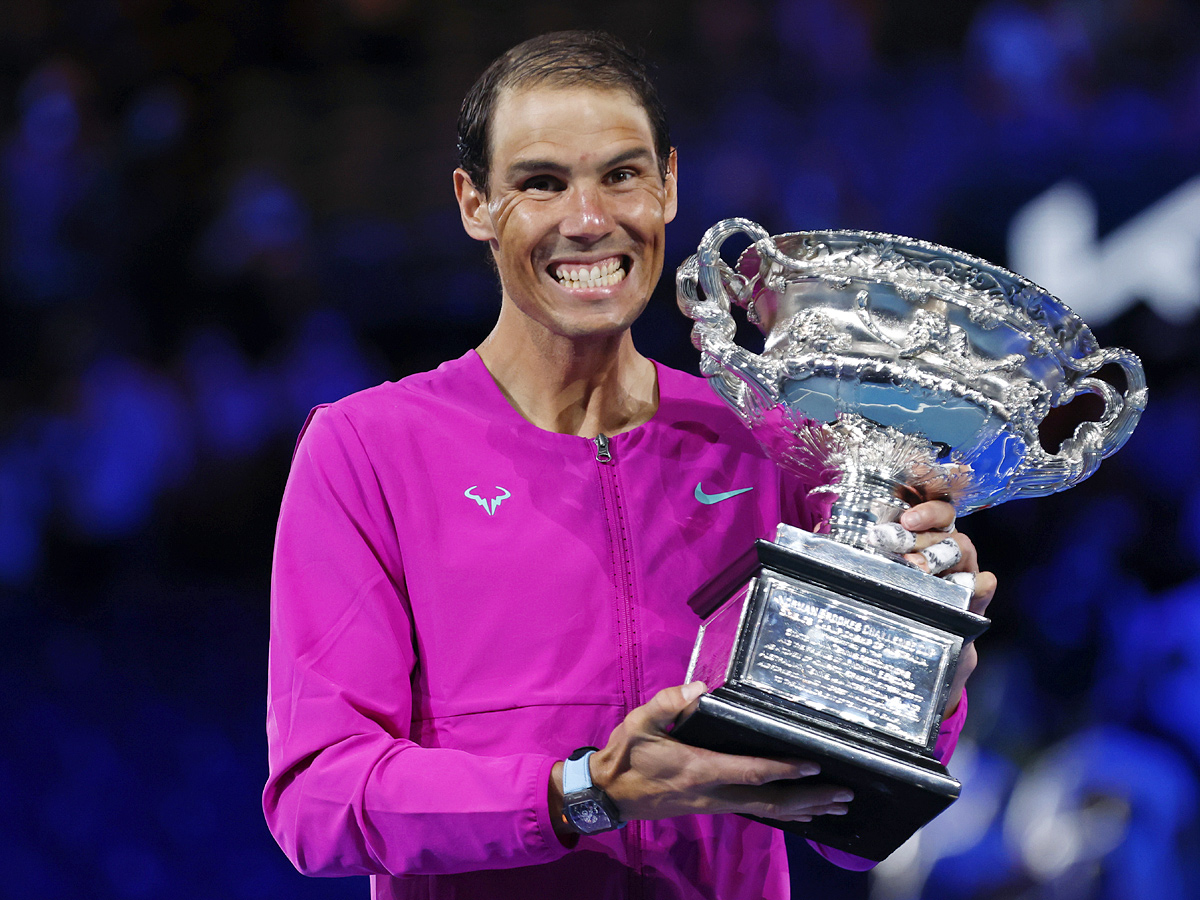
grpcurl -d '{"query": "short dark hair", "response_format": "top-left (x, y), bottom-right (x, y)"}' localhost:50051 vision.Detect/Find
top-left (457, 30), bottom-right (672, 194)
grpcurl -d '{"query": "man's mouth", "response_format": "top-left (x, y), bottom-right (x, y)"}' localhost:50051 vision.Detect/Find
top-left (551, 256), bottom-right (628, 289)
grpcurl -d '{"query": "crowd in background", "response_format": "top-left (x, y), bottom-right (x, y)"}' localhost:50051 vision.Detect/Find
top-left (3, 1), bottom-right (1200, 897)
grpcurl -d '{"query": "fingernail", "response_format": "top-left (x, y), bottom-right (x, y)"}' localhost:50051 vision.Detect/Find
top-left (798, 763), bottom-right (821, 778)
top-left (833, 790), bottom-right (854, 803)
top-left (683, 681), bottom-right (707, 703)
top-left (867, 522), bottom-right (916, 554)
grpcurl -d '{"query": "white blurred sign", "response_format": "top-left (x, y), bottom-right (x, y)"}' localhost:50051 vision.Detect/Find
top-left (1008, 176), bottom-right (1200, 326)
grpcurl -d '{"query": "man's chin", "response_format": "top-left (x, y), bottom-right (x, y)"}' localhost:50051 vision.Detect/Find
top-left (541, 307), bottom-right (646, 342)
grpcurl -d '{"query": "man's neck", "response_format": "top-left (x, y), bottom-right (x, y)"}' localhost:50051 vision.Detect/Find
top-left (476, 317), bottom-right (659, 439)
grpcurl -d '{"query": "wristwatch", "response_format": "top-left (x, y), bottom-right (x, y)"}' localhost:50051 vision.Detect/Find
top-left (561, 746), bottom-right (625, 834)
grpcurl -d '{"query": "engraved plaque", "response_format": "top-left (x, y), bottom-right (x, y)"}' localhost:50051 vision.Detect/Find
top-left (743, 575), bottom-right (954, 747)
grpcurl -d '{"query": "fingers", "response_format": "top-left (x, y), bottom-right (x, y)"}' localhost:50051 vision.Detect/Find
top-left (712, 782), bottom-right (854, 821)
top-left (866, 502), bottom-right (998, 617)
top-left (870, 500), bottom-right (958, 553)
top-left (969, 570), bottom-right (998, 616)
top-left (869, 522), bottom-right (977, 575)
top-left (599, 685), bottom-right (844, 822)
top-left (899, 499), bottom-right (956, 532)
top-left (919, 537), bottom-right (962, 574)
top-left (655, 741), bottom-right (819, 791)
top-left (944, 571), bottom-right (976, 592)
top-left (896, 501), bottom-right (980, 577)
top-left (867, 522), bottom-right (918, 554)
top-left (868, 524), bottom-right (966, 575)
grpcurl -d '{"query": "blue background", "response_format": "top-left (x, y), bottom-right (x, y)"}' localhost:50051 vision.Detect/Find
top-left (2, 1), bottom-right (1199, 898)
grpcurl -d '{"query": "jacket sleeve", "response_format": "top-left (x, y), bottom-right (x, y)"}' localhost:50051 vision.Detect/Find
top-left (262, 406), bottom-right (570, 877)
top-left (806, 690), bottom-right (970, 871)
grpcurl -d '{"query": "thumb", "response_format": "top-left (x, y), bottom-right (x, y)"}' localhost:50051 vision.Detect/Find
top-left (643, 681), bottom-right (707, 732)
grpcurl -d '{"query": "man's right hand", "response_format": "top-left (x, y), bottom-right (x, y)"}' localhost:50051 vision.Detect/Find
top-left (551, 682), bottom-right (852, 840)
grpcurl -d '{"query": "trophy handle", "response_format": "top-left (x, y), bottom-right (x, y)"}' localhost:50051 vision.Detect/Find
top-left (677, 218), bottom-right (783, 425)
top-left (1004, 347), bottom-right (1147, 502)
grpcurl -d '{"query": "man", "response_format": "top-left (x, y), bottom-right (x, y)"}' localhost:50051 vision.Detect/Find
top-left (264, 30), bottom-right (995, 899)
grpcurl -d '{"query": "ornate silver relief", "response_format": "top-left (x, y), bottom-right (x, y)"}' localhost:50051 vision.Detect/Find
top-left (676, 218), bottom-right (1147, 533)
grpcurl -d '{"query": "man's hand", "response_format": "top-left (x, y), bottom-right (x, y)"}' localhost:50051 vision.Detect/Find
top-left (873, 499), bottom-right (997, 716)
top-left (551, 682), bottom-right (853, 841)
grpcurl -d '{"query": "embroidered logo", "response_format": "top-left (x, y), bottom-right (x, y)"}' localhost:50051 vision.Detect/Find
top-left (465, 485), bottom-right (511, 516)
top-left (694, 483), bottom-right (754, 505)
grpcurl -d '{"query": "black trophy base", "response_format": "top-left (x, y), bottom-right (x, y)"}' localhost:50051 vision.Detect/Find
top-left (672, 690), bottom-right (959, 861)
top-left (678, 532), bottom-right (988, 860)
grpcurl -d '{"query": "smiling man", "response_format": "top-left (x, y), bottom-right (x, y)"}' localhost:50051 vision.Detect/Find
top-left (454, 83), bottom-right (670, 437)
top-left (264, 31), bottom-right (995, 900)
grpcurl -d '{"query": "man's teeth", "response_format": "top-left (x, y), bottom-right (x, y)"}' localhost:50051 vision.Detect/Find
top-left (555, 258), bottom-right (626, 288)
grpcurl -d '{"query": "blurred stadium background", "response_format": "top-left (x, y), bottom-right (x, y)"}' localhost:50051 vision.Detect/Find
top-left (2, 1), bottom-right (1199, 898)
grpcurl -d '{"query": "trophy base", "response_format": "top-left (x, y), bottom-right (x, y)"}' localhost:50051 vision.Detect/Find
top-left (676, 529), bottom-right (989, 861)
top-left (671, 690), bottom-right (959, 861)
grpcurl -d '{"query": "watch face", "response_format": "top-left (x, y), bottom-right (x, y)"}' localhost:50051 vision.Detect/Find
top-left (571, 799), bottom-right (612, 833)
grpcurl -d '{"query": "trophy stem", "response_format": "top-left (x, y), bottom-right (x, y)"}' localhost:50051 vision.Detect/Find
top-left (825, 472), bottom-right (911, 551)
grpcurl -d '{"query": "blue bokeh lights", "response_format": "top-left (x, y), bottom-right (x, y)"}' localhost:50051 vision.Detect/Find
top-left (2, 2), bottom-right (1199, 898)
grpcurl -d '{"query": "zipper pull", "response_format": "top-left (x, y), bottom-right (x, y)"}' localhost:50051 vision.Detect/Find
top-left (593, 433), bottom-right (612, 463)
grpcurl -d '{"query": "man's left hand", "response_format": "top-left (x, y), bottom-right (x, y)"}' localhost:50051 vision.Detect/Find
top-left (872, 500), bottom-right (996, 717)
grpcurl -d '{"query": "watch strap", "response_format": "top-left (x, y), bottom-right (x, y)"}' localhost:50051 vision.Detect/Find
top-left (562, 747), bottom-right (599, 794)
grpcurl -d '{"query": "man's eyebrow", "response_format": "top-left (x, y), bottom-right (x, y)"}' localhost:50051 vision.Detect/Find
top-left (504, 158), bottom-right (570, 180)
top-left (602, 147), bottom-right (657, 169)
top-left (504, 147), bottom-right (658, 180)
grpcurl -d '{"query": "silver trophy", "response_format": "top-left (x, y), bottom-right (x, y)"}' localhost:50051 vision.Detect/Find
top-left (671, 218), bottom-right (1146, 860)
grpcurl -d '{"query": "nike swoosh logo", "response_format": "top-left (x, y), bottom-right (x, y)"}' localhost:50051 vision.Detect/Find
top-left (694, 483), bottom-right (755, 505)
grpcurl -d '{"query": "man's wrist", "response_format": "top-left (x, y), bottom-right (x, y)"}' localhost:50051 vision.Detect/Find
top-left (561, 747), bottom-right (625, 834)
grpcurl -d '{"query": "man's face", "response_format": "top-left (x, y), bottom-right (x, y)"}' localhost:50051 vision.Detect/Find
top-left (455, 84), bottom-right (677, 343)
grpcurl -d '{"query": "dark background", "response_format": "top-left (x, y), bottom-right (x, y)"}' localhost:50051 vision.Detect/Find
top-left (3, 1), bottom-right (1199, 898)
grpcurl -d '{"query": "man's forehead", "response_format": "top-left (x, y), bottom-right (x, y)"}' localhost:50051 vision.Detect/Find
top-left (490, 83), bottom-right (656, 156)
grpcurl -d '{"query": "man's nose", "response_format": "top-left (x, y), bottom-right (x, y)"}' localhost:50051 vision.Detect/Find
top-left (559, 183), bottom-right (613, 241)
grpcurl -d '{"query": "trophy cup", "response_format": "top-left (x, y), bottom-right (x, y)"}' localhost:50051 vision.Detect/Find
top-left (672, 218), bottom-right (1146, 860)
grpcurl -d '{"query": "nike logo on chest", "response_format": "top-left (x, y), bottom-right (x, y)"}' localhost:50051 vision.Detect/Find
top-left (694, 483), bottom-right (755, 505)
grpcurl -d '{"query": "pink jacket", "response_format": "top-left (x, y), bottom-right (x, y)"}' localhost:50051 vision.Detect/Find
top-left (264, 351), bottom-right (966, 899)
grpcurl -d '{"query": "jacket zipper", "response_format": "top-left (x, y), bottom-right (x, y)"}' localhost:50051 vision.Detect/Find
top-left (593, 432), bottom-right (612, 462)
top-left (592, 433), bottom-right (644, 895)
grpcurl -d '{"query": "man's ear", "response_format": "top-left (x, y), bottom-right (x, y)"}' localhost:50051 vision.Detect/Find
top-left (663, 149), bottom-right (679, 225)
top-left (454, 168), bottom-right (496, 243)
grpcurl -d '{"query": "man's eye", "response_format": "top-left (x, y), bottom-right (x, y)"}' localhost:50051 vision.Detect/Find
top-left (522, 176), bottom-right (563, 192)
top-left (608, 169), bottom-right (635, 184)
